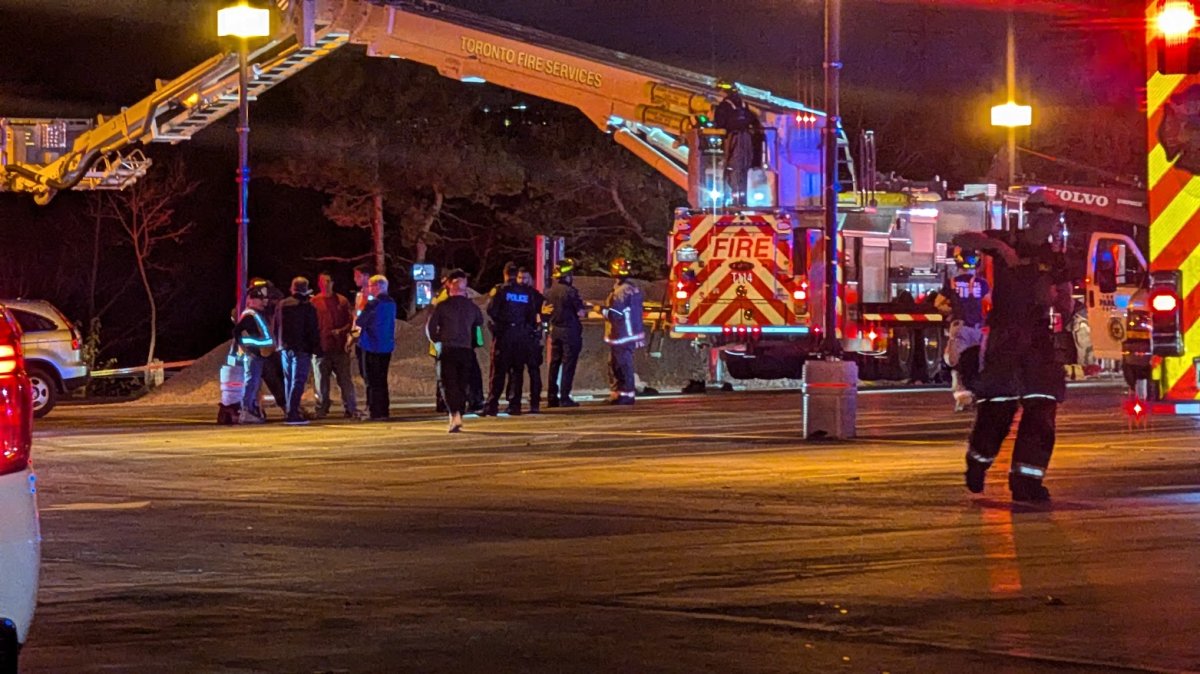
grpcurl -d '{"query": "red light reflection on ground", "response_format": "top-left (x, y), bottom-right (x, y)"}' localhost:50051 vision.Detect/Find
top-left (981, 504), bottom-right (1024, 596)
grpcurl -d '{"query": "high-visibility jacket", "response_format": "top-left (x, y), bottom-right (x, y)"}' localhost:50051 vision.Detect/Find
top-left (602, 280), bottom-right (646, 347)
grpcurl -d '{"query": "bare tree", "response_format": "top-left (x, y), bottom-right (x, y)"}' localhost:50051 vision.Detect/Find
top-left (87, 160), bottom-right (198, 386)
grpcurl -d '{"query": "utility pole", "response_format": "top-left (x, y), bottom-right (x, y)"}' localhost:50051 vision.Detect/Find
top-left (822, 0), bottom-right (841, 355)
top-left (803, 0), bottom-right (858, 441)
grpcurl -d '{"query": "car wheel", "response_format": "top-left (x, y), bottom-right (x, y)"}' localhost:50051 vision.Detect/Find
top-left (0, 620), bottom-right (19, 674)
top-left (27, 366), bottom-right (58, 418)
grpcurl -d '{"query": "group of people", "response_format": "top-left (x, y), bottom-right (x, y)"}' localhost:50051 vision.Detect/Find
top-left (427, 256), bottom-right (646, 432)
top-left (231, 255), bottom-right (647, 434)
top-left (233, 264), bottom-right (397, 425)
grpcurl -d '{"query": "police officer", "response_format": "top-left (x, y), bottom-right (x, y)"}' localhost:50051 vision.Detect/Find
top-left (544, 258), bottom-right (587, 408)
top-left (598, 257), bottom-right (646, 405)
top-left (484, 262), bottom-right (539, 416)
top-left (952, 210), bottom-right (1072, 502)
top-left (507, 267), bottom-right (545, 414)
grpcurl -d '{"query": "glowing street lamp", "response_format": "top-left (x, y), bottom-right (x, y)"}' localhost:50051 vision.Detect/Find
top-left (990, 101), bottom-right (1032, 128)
top-left (218, 2), bottom-right (271, 313)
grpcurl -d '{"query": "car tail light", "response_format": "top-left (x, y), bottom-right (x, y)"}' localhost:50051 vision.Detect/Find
top-left (1, 315), bottom-right (32, 476)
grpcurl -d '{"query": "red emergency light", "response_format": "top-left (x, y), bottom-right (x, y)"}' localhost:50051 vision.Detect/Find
top-left (1151, 291), bottom-right (1179, 313)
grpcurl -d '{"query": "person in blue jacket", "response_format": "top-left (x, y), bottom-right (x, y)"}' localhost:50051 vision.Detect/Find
top-left (356, 274), bottom-right (397, 420)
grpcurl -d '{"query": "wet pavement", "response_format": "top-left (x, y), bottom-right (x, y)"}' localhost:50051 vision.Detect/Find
top-left (21, 385), bottom-right (1200, 673)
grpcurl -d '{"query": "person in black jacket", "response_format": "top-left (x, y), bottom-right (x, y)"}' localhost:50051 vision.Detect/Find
top-left (544, 258), bottom-right (586, 408)
top-left (278, 277), bottom-right (322, 425)
top-left (427, 269), bottom-right (484, 432)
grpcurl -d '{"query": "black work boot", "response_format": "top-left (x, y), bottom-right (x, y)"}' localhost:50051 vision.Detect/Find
top-left (1009, 475), bottom-right (1051, 502)
top-left (965, 456), bottom-right (988, 494)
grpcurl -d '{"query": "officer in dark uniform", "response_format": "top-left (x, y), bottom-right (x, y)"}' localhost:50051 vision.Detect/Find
top-left (507, 267), bottom-right (545, 414)
top-left (544, 258), bottom-right (587, 408)
top-left (952, 210), bottom-right (1072, 502)
top-left (484, 262), bottom-right (539, 416)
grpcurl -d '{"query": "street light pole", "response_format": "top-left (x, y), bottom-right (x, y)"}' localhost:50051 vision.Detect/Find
top-left (218, 1), bottom-right (270, 314)
top-left (236, 37), bottom-right (251, 315)
top-left (1005, 11), bottom-right (1017, 188)
top-left (822, 0), bottom-right (841, 354)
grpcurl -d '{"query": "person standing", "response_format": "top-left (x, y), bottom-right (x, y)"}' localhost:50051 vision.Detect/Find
top-left (544, 258), bottom-right (586, 408)
top-left (234, 284), bottom-right (275, 424)
top-left (311, 272), bottom-right (359, 419)
top-left (598, 257), bottom-right (646, 405)
top-left (713, 83), bottom-right (763, 205)
top-left (508, 267), bottom-right (545, 414)
top-left (952, 211), bottom-right (1071, 502)
top-left (484, 262), bottom-right (538, 416)
top-left (351, 263), bottom-right (373, 383)
top-left (356, 274), bottom-right (397, 421)
top-left (427, 269), bottom-right (485, 432)
top-left (278, 277), bottom-right (321, 425)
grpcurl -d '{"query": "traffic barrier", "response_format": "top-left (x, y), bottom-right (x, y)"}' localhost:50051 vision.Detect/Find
top-left (803, 359), bottom-right (858, 439)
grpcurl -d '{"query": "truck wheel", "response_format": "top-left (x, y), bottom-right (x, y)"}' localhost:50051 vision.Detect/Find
top-left (27, 365), bottom-right (58, 418)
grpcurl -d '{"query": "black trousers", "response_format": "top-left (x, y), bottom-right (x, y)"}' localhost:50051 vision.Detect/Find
top-left (440, 347), bottom-right (474, 415)
top-left (608, 344), bottom-right (636, 396)
top-left (439, 353), bottom-right (484, 412)
top-left (957, 345), bottom-right (982, 393)
top-left (547, 331), bottom-right (582, 403)
top-left (487, 332), bottom-right (531, 410)
top-left (262, 351), bottom-right (287, 413)
top-left (508, 341), bottom-right (543, 408)
top-left (363, 351), bottom-right (391, 419)
top-left (968, 398), bottom-right (1057, 481)
top-left (967, 325), bottom-right (1064, 481)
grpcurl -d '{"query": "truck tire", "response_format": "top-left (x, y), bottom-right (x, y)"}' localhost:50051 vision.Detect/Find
top-left (27, 365), bottom-right (58, 418)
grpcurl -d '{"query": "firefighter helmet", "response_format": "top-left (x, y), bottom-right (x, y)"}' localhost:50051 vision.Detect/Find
top-left (716, 79), bottom-right (737, 92)
top-left (609, 257), bottom-right (632, 278)
top-left (553, 257), bottom-right (576, 279)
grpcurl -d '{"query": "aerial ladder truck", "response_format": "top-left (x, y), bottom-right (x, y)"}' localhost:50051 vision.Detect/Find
top-left (2, 0), bottom-right (901, 379)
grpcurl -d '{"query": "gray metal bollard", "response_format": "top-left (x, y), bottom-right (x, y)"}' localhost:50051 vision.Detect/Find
top-left (803, 359), bottom-right (858, 439)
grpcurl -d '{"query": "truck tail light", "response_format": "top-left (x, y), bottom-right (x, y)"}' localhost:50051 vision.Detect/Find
top-left (793, 279), bottom-right (809, 315)
top-left (0, 315), bottom-right (32, 476)
top-left (1149, 271), bottom-right (1184, 357)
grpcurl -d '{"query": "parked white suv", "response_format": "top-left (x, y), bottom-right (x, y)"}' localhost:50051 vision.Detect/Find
top-left (0, 299), bottom-right (88, 417)
top-left (0, 305), bottom-right (41, 672)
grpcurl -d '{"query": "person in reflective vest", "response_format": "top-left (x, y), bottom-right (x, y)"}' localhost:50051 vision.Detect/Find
top-left (951, 210), bottom-right (1071, 502)
top-left (598, 257), bottom-right (646, 405)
